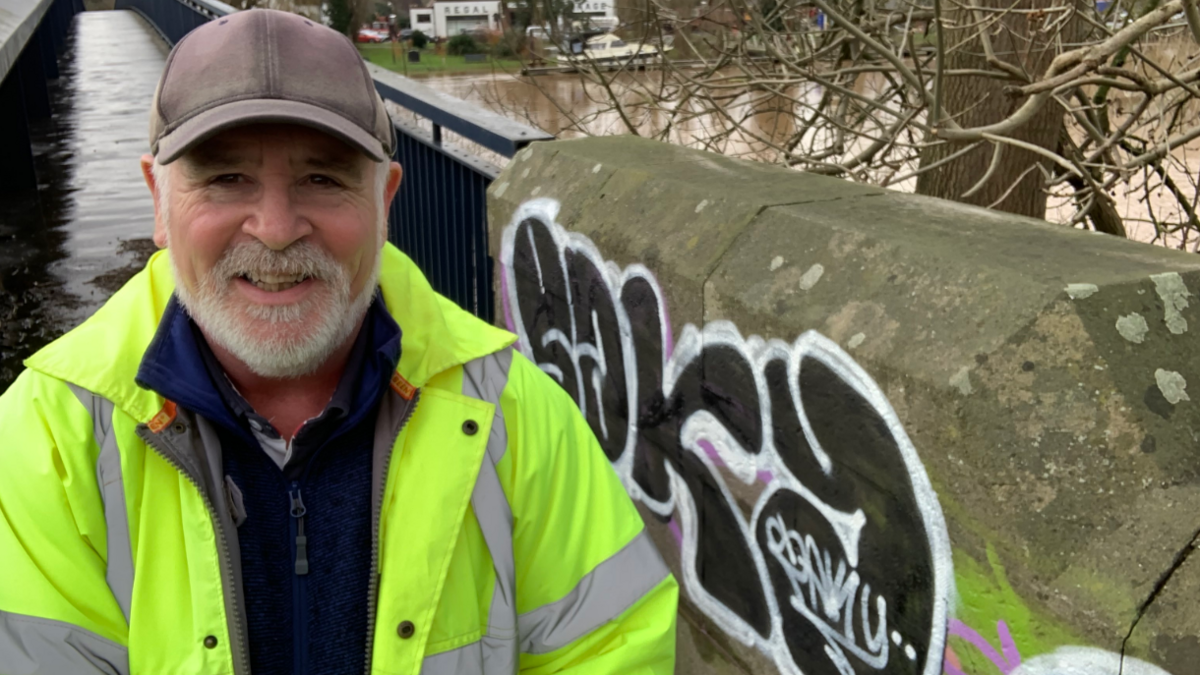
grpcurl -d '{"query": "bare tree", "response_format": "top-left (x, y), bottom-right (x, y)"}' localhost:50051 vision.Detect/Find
top-left (509, 0), bottom-right (1200, 248)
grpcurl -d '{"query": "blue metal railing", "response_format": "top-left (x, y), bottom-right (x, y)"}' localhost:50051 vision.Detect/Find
top-left (0, 0), bottom-right (84, 194)
top-left (114, 0), bottom-right (554, 322)
top-left (118, 0), bottom-right (232, 45)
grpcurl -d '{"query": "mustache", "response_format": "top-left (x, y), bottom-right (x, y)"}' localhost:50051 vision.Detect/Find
top-left (209, 241), bottom-right (345, 282)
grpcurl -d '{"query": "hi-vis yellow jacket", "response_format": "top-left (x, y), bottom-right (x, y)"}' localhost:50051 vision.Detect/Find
top-left (0, 244), bottom-right (677, 675)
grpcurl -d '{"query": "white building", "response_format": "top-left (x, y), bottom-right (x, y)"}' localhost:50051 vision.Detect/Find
top-left (519, 0), bottom-right (618, 33)
top-left (410, 1), bottom-right (501, 38)
top-left (569, 0), bottom-right (616, 27)
top-left (410, 7), bottom-right (434, 35)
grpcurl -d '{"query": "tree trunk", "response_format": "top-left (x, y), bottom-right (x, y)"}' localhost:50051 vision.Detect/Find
top-left (915, 0), bottom-right (1076, 220)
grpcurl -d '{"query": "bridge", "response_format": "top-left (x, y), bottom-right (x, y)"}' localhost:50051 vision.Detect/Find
top-left (0, 0), bottom-right (549, 385)
top-left (3, 2), bottom-right (1200, 674)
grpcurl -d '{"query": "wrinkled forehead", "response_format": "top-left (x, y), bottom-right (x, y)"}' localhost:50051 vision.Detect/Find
top-left (177, 123), bottom-right (372, 179)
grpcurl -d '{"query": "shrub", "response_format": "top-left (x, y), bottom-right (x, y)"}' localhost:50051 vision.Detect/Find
top-left (410, 29), bottom-right (429, 49)
top-left (325, 0), bottom-right (354, 35)
top-left (447, 33), bottom-right (480, 56)
top-left (492, 31), bottom-right (523, 59)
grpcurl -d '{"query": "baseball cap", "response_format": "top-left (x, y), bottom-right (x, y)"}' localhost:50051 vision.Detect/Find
top-left (149, 9), bottom-right (395, 164)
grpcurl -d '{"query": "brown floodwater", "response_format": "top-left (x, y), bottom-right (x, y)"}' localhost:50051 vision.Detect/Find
top-left (413, 55), bottom-right (1200, 250)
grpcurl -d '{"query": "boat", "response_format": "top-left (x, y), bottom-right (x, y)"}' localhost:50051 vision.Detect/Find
top-left (561, 32), bottom-right (662, 70)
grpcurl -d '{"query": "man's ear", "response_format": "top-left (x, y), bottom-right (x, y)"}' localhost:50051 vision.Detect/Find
top-left (380, 161), bottom-right (403, 245)
top-left (140, 154), bottom-right (168, 249)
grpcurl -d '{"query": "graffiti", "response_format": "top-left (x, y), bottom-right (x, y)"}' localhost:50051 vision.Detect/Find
top-left (946, 619), bottom-right (1175, 675)
top-left (1010, 648), bottom-right (1173, 675)
top-left (944, 620), bottom-right (1022, 675)
top-left (499, 198), bottom-right (953, 675)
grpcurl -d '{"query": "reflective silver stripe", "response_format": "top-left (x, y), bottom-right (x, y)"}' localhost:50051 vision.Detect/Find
top-left (462, 349), bottom-right (512, 467)
top-left (418, 634), bottom-right (512, 675)
top-left (462, 350), bottom-right (518, 674)
top-left (518, 530), bottom-right (669, 655)
top-left (420, 639), bottom-right (482, 675)
top-left (67, 385), bottom-right (134, 624)
top-left (0, 610), bottom-right (129, 675)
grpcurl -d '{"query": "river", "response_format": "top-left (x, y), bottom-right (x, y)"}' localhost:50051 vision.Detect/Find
top-left (413, 64), bottom-right (1200, 250)
top-left (0, 11), bottom-right (162, 389)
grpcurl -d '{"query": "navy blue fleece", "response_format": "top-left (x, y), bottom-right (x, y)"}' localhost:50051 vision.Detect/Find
top-left (137, 293), bottom-right (401, 675)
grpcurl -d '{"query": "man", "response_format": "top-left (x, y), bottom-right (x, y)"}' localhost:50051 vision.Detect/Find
top-left (0, 9), bottom-right (677, 675)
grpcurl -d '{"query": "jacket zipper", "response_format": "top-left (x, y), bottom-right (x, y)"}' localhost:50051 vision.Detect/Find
top-left (137, 425), bottom-right (252, 675)
top-left (289, 484), bottom-right (310, 674)
top-left (363, 389), bottom-right (420, 674)
top-left (290, 486), bottom-right (309, 575)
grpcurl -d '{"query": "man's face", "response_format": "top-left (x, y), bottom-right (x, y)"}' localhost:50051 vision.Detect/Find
top-left (143, 124), bottom-right (401, 378)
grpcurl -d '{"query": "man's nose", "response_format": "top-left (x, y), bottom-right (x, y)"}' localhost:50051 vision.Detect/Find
top-left (244, 181), bottom-right (312, 250)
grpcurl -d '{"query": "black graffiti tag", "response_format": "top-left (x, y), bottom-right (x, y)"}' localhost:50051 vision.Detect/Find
top-left (499, 199), bottom-right (951, 675)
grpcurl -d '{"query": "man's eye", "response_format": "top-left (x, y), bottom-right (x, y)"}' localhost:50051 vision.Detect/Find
top-left (211, 174), bottom-right (244, 185)
top-left (308, 175), bottom-right (342, 187)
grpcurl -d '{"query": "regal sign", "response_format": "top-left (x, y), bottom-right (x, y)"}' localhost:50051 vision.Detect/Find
top-left (442, 2), bottom-right (493, 15)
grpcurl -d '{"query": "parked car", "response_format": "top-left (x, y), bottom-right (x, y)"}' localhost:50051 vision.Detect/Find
top-left (356, 27), bottom-right (389, 43)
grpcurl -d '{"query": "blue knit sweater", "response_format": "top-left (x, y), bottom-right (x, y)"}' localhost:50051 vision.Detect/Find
top-left (137, 294), bottom-right (401, 675)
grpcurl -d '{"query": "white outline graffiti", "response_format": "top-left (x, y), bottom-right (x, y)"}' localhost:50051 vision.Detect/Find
top-left (763, 510), bottom-right (891, 671)
top-left (500, 198), bottom-right (954, 675)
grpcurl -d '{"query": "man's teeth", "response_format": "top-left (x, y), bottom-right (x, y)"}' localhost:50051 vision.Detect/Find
top-left (242, 273), bottom-right (310, 292)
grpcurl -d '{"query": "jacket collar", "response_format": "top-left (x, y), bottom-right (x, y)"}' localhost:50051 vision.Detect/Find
top-left (24, 243), bottom-right (515, 423)
top-left (134, 292), bottom-right (401, 443)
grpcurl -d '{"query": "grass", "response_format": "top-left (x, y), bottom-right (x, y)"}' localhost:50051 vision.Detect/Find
top-left (356, 44), bottom-right (523, 75)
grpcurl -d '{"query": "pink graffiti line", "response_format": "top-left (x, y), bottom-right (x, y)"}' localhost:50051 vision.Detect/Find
top-left (668, 516), bottom-right (683, 546)
top-left (944, 646), bottom-right (966, 675)
top-left (500, 267), bottom-right (522, 353)
top-left (695, 439), bottom-right (775, 486)
top-left (944, 619), bottom-right (1021, 675)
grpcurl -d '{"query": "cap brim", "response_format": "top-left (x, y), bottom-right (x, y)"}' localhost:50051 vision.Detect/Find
top-left (155, 98), bottom-right (390, 164)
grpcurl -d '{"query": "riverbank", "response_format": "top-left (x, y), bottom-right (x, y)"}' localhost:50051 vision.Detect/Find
top-left (356, 44), bottom-right (522, 76)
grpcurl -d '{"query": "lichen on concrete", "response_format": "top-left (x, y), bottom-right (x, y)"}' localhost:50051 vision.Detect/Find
top-left (1151, 272), bottom-right (1191, 334)
top-left (1117, 313), bottom-right (1150, 344)
top-left (1067, 283), bottom-right (1100, 299)
top-left (1155, 369), bottom-right (1190, 404)
top-left (798, 263), bottom-right (824, 290)
top-left (950, 366), bottom-right (974, 395)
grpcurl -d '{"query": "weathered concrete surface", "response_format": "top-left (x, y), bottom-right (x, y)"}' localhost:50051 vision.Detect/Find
top-left (489, 139), bottom-right (887, 356)
top-left (488, 136), bottom-right (1200, 673)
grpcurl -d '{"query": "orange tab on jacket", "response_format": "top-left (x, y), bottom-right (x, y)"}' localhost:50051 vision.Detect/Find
top-left (390, 371), bottom-right (416, 400)
top-left (148, 400), bottom-right (178, 433)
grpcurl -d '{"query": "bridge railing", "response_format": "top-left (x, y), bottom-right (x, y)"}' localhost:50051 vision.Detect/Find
top-left (1, 0), bottom-right (84, 196)
top-left (120, 0), bottom-right (234, 45)
top-left (116, 0), bottom-right (554, 321)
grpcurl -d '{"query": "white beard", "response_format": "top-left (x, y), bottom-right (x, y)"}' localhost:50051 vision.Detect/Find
top-left (171, 239), bottom-right (381, 379)
top-left (154, 157), bottom-right (391, 379)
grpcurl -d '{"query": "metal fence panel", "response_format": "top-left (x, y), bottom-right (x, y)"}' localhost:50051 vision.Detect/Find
top-left (0, 0), bottom-right (81, 194)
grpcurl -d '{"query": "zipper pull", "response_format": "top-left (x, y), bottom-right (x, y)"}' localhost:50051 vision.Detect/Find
top-left (289, 488), bottom-right (309, 576)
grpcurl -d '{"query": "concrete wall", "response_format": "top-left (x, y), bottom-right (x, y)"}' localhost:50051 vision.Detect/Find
top-left (486, 135), bottom-right (1200, 675)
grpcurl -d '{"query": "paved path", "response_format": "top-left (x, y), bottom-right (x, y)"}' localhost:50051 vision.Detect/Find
top-left (1, 9), bottom-right (165, 387)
